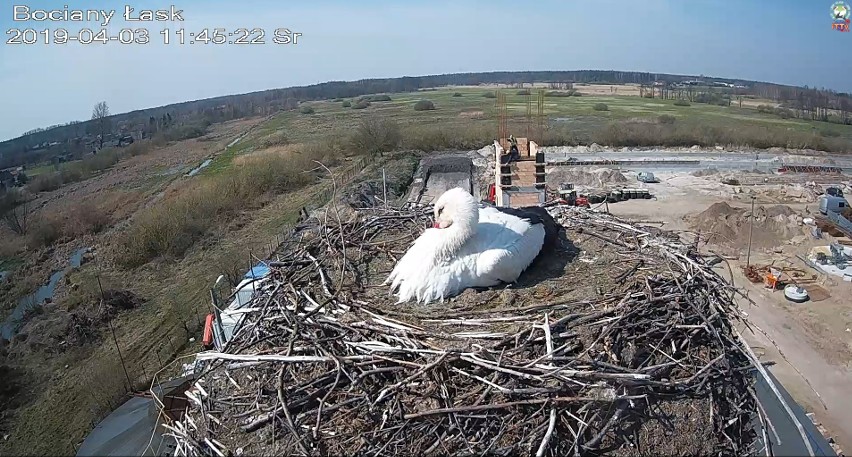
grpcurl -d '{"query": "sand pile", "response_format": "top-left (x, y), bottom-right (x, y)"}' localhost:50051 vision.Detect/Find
top-left (692, 167), bottom-right (721, 177)
top-left (690, 202), bottom-right (803, 254)
top-left (547, 167), bottom-right (629, 190)
top-left (778, 184), bottom-right (821, 203)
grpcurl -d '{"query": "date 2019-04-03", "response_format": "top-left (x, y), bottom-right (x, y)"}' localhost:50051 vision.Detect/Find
top-left (6, 27), bottom-right (302, 45)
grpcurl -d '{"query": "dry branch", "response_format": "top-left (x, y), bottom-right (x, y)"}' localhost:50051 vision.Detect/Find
top-left (166, 204), bottom-right (762, 456)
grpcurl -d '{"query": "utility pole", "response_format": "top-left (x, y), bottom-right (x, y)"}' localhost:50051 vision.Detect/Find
top-left (746, 195), bottom-right (756, 267)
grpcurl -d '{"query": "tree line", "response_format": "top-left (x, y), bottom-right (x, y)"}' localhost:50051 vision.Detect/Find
top-left (2, 70), bottom-right (851, 169)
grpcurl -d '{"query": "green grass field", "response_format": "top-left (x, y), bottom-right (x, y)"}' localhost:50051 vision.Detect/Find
top-left (227, 87), bottom-right (852, 159)
top-left (22, 163), bottom-right (58, 177)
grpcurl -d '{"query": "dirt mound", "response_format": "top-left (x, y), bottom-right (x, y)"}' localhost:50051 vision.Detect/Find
top-left (458, 110), bottom-right (485, 119)
top-left (102, 289), bottom-right (142, 311)
top-left (692, 167), bottom-right (720, 177)
top-left (548, 167), bottom-right (629, 189)
top-left (689, 202), bottom-right (802, 254)
top-left (8, 289), bottom-right (143, 353)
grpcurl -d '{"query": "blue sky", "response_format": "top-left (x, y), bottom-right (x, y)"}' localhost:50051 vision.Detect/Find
top-left (0, 0), bottom-right (847, 141)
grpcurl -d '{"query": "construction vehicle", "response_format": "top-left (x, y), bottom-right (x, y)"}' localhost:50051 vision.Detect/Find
top-left (637, 171), bottom-right (658, 183)
top-left (819, 195), bottom-right (848, 215)
top-left (825, 187), bottom-right (844, 198)
top-left (556, 183), bottom-right (590, 208)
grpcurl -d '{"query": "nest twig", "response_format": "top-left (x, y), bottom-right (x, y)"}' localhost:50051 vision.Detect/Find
top-left (167, 205), bottom-right (765, 456)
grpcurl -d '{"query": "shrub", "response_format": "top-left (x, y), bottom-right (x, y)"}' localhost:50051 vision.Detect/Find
top-left (76, 148), bottom-right (121, 174)
top-left (540, 126), bottom-right (582, 147)
top-left (112, 153), bottom-right (314, 268)
top-left (0, 365), bottom-right (23, 409)
top-left (358, 94), bottom-right (392, 103)
top-left (62, 201), bottom-right (109, 237)
top-left (300, 105), bottom-right (315, 114)
top-left (28, 215), bottom-right (63, 248)
top-left (27, 148), bottom-right (129, 193)
top-left (413, 100), bottom-right (436, 111)
top-left (545, 90), bottom-right (576, 97)
top-left (352, 100), bottom-right (371, 110)
top-left (694, 93), bottom-right (731, 107)
top-left (124, 141), bottom-right (152, 157)
top-left (516, 89), bottom-right (531, 95)
top-left (590, 120), bottom-right (849, 152)
top-left (333, 98), bottom-right (343, 102)
top-left (59, 166), bottom-right (84, 183)
top-left (258, 130), bottom-right (289, 149)
top-left (774, 107), bottom-right (793, 119)
top-left (342, 100), bottom-right (351, 108)
top-left (299, 137), bottom-right (350, 167)
top-left (2, 201), bottom-right (29, 235)
top-left (658, 115), bottom-right (676, 124)
top-left (352, 117), bottom-right (401, 156)
top-left (0, 188), bottom-right (24, 215)
top-left (452, 92), bottom-right (462, 97)
top-left (673, 99), bottom-right (691, 107)
top-left (482, 92), bottom-right (496, 98)
top-left (400, 124), bottom-right (493, 151)
top-left (29, 173), bottom-right (63, 192)
top-left (593, 103), bottom-right (609, 111)
top-left (162, 124), bottom-right (207, 141)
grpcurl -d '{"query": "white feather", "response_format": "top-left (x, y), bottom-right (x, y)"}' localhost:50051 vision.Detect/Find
top-left (387, 188), bottom-right (545, 304)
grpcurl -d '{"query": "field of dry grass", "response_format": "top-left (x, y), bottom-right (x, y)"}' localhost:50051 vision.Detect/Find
top-left (0, 115), bottom-right (343, 454)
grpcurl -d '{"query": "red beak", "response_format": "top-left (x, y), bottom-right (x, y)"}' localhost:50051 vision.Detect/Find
top-left (433, 222), bottom-right (441, 229)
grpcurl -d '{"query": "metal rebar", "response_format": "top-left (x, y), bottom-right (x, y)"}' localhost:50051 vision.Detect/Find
top-left (746, 196), bottom-right (756, 267)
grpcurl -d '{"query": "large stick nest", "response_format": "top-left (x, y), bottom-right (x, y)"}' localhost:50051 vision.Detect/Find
top-left (167, 205), bottom-right (762, 456)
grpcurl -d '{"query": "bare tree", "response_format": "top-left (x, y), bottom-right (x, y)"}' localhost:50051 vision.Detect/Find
top-left (353, 117), bottom-right (401, 157)
top-left (91, 101), bottom-right (111, 149)
top-left (3, 196), bottom-right (29, 235)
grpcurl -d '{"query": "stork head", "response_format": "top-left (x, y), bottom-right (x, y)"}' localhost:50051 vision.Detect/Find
top-left (433, 188), bottom-right (479, 231)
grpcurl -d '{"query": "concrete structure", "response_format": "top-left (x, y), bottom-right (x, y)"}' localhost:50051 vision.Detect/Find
top-left (405, 155), bottom-right (477, 205)
top-left (493, 139), bottom-right (545, 208)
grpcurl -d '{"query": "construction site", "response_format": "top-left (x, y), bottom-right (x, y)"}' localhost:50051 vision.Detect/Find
top-left (74, 90), bottom-right (852, 457)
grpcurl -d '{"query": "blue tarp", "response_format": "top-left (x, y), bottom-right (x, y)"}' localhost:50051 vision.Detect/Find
top-left (243, 262), bottom-right (270, 280)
